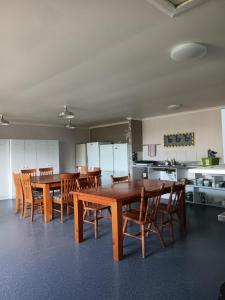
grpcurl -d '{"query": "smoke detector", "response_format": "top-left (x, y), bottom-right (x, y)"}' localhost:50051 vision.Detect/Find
top-left (146, 0), bottom-right (209, 17)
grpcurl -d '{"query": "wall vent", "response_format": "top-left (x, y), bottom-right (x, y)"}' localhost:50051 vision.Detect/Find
top-left (146, 0), bottom-right (209, 17)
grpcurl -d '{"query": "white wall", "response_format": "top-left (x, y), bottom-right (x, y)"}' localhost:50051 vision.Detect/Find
top-left (0, 124), bottom-right (90, 172)
top-left (142, 108), bottom-right (223, 162)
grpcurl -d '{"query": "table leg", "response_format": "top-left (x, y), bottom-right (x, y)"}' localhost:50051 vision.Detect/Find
top-left (74, 195), bottom-right (84, 243)
top-left (111, 201), bottom-right (123, 261)
top-left (43, 184), bottom-right (52, 223)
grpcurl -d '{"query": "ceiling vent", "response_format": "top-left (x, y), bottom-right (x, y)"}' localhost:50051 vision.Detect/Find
top-left (146, 0), bottom-right (209, 17)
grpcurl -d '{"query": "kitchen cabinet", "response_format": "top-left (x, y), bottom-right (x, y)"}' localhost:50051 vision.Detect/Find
top-left (0, 140), bottom-right (10, 200)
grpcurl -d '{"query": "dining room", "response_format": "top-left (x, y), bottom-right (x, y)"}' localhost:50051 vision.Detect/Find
top-left (0, 1), bottom-right (225, 300)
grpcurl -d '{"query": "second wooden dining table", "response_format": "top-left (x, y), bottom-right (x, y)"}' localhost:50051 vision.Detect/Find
top-left (72, 179), bottom-right (186, 261)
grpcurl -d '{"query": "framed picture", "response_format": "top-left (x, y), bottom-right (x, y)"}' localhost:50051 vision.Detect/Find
top-left (164, 132), bottom-right (194, 147)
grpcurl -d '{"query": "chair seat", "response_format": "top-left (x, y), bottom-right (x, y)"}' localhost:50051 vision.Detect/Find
top-left (84, 202), bottom-right (110, 211)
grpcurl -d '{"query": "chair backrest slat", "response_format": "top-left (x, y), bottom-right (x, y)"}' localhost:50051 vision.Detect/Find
top-left (139, 184), bottom-right (165, 222)
top-left (20, 174), bottom-right (33, 203)
top-left (87, 170), bottom-right (101, 187)
top-left (60, 173), bottom-right (79, 202)
top-left (39, 167), bottom-right (53, 176)
top-left (21, 169), bottom-right (37, 177)
top-left (13, 173), bottom-right (23, 199)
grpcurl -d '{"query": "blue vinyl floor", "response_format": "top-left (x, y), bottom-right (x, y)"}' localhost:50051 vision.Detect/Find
top-left (0, 199), bottom-right (224, 300)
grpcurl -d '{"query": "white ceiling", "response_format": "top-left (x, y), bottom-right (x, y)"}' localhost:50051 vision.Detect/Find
top-left (0, 0), bottom-right (225, 127)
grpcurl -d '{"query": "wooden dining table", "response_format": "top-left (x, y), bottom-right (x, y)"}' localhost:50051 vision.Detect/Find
top-left (72, 179), bottom-right (186, 261)
top-left (31, 174), bottom-right (87, 223)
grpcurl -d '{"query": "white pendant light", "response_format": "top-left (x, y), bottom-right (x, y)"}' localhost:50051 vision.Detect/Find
top-left (64, 120), bottom-right (76, 129)
top-left (0, 114), bottom-right (10, 126)
top-left (58, 105), bottom-right (75, 119)
top-left (170, 42), bottom-right (207, 62)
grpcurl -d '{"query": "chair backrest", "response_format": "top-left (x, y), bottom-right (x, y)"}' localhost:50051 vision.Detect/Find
top-left (21, 168), bottom-right (37, 177)
top-left (13, 173), bottom-right (23, 199)
top-left (20, 174), bottom-right (33, 203)
top-left (39, 167), bottom-right (53, 176)
top-left (77, 166), bottom-right (88, 175)
top-left (76, 177), bottom-right (90, 191)
top-left (60, 173), bottom-right (78, 202)
top-left (87, 170), bottom-right (101, 187)
top-left (165, 182), bottom-right (185, 212)
top-left (110, 174), bottom-right (130, 183)
top-left (139, 184), bottom-right (164, 222)
top-left (92, 167), bottom-right (101, 172)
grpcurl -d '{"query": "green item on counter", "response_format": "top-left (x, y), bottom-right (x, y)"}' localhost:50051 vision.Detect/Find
top-left (201, 157), bottom-right (220, 167)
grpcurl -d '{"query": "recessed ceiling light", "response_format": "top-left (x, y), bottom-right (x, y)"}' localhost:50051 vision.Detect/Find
top-left (0, 114), bottom-right (10, 126)
top-left (58, 105), bottom-right (75, 119)
top-left (168, 104), bottom-right (182, 110)
top-left (170, 42), bottom-right (207, 61)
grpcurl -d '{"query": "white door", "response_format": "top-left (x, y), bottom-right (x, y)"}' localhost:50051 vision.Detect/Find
top-left (24, 140), bottom-right (37, 169)
top-left (113, 144), bottom-right (128, 175)
top-left (100, 144), bottom-right (114, 172)
top-left (0, 140), bottom-right (10, 200)
top-left (87, 142), bottom-right (100, 169)
top-left (75, 144), bottom-right (87, 167)
top-left (47, 140), bottom-right (59, 173)
top-left (10, 139), bottom-right (25, 198)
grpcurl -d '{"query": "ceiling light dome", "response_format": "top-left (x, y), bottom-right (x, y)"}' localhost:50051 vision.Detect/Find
top-left (170, 42), bottom-right (207, 62)
top-left (58, 105), bottom-right (74, 119)
top-left (65, 120), bottom-right (76, 129)
top-left (0, 114), bottom-right (10, 126)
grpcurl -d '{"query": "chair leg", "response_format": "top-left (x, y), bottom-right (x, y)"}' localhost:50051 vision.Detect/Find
top-left (23, 202), bottom-right (27, 218)
top-left (169, 216), bottom-right (175, 242)
top-left (61, 202), bottom-right (64, 223)
top-left (94, 211), bottom-right (98, 240)
top-left (31, 203), bottom-right (34, 222)
top-left (20, 198), bottom-right (24, 218)
top-left (67, 202), bottom-right (70, 216)
top-left (122, 218), bottom-right (128, 237)
top-left (141, 224), bottom-right (145, 258)
top-left (155, 224), bottom-right (165, 248)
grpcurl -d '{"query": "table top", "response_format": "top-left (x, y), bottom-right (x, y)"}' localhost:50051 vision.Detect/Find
top-left (31, 174), bottom-right (87, 184)
top-left (72, 179), bottom-right (181, 202)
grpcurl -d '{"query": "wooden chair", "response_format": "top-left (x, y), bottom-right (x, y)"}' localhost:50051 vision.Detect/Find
top-left (158, 182), bottom-right (186, 242)
top-left (20, 174), bottom-right (43, 222)
top-left (111, 174), bottom-right (131, 211)
top-left (110, 174), bottom-right (130, 183)
top-left (76, 175), bottom-right (111, 240)
top-left (87, 170), bottom-right (101, 187)
top-left (77, 166), bottom-right (88, 175)
top-left (13, 173), bottom-right (24, 216)
top-left (123, 185), bottom-right (165, 258)
top-left (92, 167), bottom-right (101, 172)
top-left (39, 167), bottom-right (53, 176)
top-left (52, 173), bottom-right (79, 223)
top-left (21, 168), bottom-right (37, 177)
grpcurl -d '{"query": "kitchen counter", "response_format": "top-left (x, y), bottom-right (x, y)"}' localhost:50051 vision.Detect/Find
top-left (189, 165), bottom-right (225, 175)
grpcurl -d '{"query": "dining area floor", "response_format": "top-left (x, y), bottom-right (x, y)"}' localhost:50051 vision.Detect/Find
top-left (0, 199), bottom-right (225, 300)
